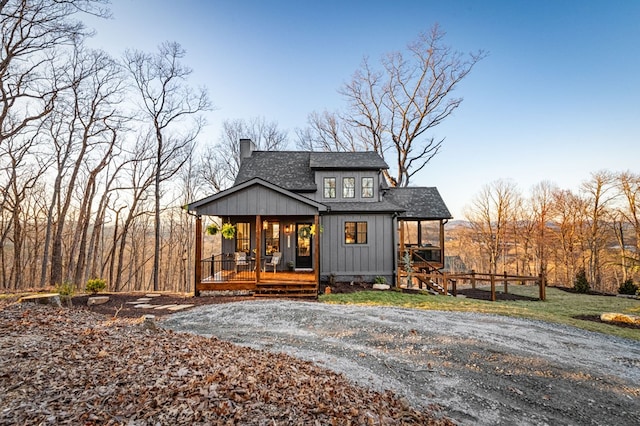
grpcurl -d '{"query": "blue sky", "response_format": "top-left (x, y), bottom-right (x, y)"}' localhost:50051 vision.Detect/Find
top-left (87, 1), bottom-right (640, 219)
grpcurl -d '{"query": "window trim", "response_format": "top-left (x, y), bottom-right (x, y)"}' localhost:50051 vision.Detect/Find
top-left (323, 177), bottom-right (336, 199)
top-left (361, 177), bottom-right (374, 198)
top-left (344, 221), bottom-right (368, 245)
top-left (343, 177), bottom-right (355, 198)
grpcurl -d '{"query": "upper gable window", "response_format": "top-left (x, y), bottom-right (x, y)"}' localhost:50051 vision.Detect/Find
top-left (362, 177), bottom-right (374, 198)
top-left (343, 177), bottom-right (355, 198)
top-left (323, 177), bottom-right (336, 198)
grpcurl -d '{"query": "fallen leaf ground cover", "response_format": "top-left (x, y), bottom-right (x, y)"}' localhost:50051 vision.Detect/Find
top-left (0, 300), bottom-right (452, 425)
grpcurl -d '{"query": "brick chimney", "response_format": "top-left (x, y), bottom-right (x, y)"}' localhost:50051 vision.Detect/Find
top-left (239, 138), bottom-right (255, 162)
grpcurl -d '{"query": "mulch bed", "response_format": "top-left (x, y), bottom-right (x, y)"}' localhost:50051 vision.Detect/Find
top-left (72, 293), bottom-right (254, 318)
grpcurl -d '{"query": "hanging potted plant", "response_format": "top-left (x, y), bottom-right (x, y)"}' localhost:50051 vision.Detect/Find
top-left (206, 223), bottom-right (219, 236)
top-left (220, 223), bottom-right (236, 239)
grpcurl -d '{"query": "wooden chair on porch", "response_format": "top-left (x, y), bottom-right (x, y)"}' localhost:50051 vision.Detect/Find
top-left (234, 252), bottom-right (249, 273)
top-left (264, 252), bottom-right (281, 273)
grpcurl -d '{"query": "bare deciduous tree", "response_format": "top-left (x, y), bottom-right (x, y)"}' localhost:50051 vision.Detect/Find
top-left (301, 24), bottom-right (485, 187)
top-left (124, 41), bottom-right (210, 291)
top-left (198, 117), bottom-right (287, 193)
top-left (0, 0), bottom-right (109, 147)
top-left (465, 180), bottom-right (520, 274)
top-left (530, 181), bottom-right (557, 276)
top-left (581, 171), bottom-right (617, 291)
top-left (41, 44), bottom-right (124, 287)
top-left (295, 111), bottom-right (361, 152)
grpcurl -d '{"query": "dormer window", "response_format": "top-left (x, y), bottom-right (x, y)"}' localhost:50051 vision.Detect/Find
top-left (362, 177), bottom-right (374, 198)
top-left (343, 177), bottom-right (355, 198)
top-left (323, 177), bottom-right (336, 198)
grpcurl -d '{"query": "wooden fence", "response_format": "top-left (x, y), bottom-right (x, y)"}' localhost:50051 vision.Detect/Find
top-left (416, 270), bottom-right (546, 301)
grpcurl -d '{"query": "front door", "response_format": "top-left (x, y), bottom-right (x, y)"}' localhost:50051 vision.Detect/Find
top-left (295, 223), bottom-right (313, 269)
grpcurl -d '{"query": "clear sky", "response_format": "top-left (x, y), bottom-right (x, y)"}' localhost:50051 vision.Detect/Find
top-left (86, 1), bottom-right (640, 219)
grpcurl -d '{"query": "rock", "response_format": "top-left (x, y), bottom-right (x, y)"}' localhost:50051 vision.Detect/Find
top-left (18, 293), bottom-right (62, 307)
top-left (145, 294), bottom-right (161, 298)
top-left (141, 314), bottom-right (156, 330)
top-left (87, 296), bottom-right (109, 306)
top-left (372, 284), bottom-right (390, 290)
top-left (153, 304), bottom-right (178, 310)
top-left (166, 304), bottom-right (194, 311)
top-left (134, 298), bottom-right (152, 303)
top-left (600, 312), bottom-right (640, 325)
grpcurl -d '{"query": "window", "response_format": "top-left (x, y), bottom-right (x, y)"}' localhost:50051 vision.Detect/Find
top-left (236, 222), bottom-right (250, 252)
top-left (323, 177), bottom-right (336, 198)
top-left (264, 222), bottom-right (280, 255)
top-left (362, 177), bottom-right (374, 198)
top-left (343, 177), bottom-right (355, 198)
top-left (345, 221), bottom-right (367, 244)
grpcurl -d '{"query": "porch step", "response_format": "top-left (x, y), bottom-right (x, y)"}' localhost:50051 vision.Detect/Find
top-left (254, 282), bottom-right (318, 299)
top-left (414, 274), bottom-right (451, 296)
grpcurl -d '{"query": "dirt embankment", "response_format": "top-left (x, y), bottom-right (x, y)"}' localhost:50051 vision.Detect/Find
top-left (163, 300), bottom-right (640, 426)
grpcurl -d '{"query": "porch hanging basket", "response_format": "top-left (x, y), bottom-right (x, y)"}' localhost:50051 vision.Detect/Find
top-left (206, 223), bottom-right (219, 236)
top-left (220, 223), bottom-right (236, 239)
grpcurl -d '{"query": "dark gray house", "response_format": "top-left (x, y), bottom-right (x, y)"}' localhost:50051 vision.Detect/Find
top-left (188, 139), bottom-right (452, 297)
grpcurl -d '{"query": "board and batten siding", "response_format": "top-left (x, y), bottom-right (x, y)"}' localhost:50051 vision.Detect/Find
top-left (320, 213), bottom-right (395, 279)
top-left (195, 185), bottom-right (319, 217)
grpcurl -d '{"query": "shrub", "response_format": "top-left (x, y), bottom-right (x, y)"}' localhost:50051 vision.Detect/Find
top-left (374, 276), bottom-right (387, 284)
top-left (86, 278), bottom-right (107, 294)
top-left (55, 281), bottom-right (74, 297)
top-left (573, 268), bottom-right (590, 293)
top-left (618, 279), bottom-right (638, 295)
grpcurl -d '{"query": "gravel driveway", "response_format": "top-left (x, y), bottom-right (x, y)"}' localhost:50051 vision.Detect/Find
top-left (162, 300), bottom-right (640, 425)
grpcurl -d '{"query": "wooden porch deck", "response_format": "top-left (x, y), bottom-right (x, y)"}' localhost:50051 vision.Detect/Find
top-left (197, 271), bottom-right (318, 298)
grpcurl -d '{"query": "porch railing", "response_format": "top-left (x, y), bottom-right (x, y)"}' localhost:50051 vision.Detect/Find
top-left (200, 253), bottom-right (257, 282)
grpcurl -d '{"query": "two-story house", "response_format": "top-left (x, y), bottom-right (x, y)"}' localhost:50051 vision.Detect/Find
top-left (188, 139), bottom-right (452, 297)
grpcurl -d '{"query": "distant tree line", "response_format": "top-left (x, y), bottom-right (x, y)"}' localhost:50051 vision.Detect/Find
top-left (450, 171), bottom-right (640, 294)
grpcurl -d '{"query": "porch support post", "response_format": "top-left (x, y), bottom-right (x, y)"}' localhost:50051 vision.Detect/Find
top-left (439, 219), bottom-right (445, 265)
top-left (194, 215), bottom-right (202, 296)
top-left (398, 220), bottom-right (405, 288)
top-left (255, 215), bottom-right (262, 283)
top-left (314, 214), bottom-right (320, 286)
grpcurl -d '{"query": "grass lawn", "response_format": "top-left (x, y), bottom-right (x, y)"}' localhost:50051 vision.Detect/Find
top-left (320, 285), bottom-right (640, 341)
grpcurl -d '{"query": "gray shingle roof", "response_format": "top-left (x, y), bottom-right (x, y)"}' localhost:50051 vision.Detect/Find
top-left (383, 187), bottom-right (452, 219)
top-left (309, 152), bottom-right (388, 170)
top-left (234, 151), bottom-right (317, 192)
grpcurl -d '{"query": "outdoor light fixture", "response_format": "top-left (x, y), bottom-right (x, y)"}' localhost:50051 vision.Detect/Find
top-left (284, 224), bottom-right (292, 234)
top-left (263, 220), bottom-right (269, 230)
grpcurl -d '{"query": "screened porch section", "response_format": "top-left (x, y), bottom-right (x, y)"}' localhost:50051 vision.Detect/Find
top-left (398, 219), bottom-right (445, 270)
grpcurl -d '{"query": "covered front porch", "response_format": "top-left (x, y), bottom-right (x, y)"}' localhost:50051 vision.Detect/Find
top-left (189, 178), bottom-right (327, 297)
